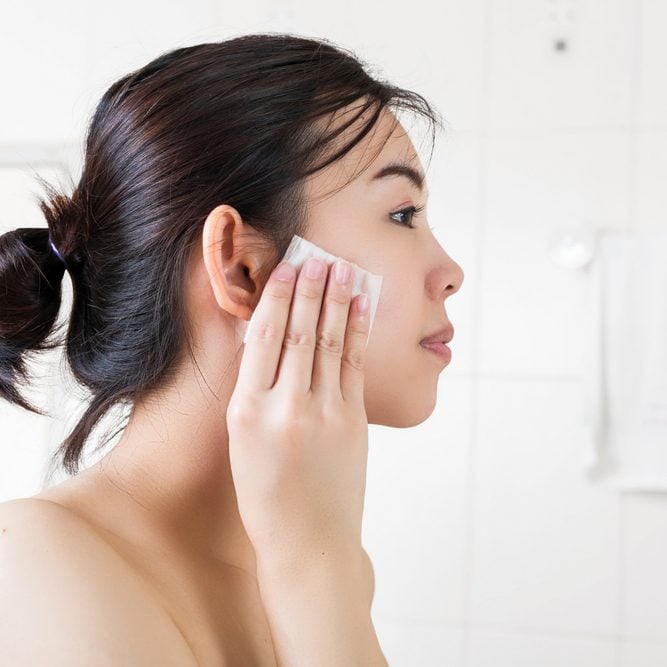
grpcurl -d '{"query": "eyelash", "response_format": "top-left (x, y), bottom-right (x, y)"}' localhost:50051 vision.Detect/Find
top-left (389, 204), bottom-right (426, 228)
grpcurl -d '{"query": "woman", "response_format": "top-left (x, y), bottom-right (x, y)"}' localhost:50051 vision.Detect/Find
top-left (0, 34), bottom-right (464, 665)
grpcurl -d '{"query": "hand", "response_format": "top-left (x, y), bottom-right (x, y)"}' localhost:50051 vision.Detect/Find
top-left (226, 256), bottom-right (371, 572)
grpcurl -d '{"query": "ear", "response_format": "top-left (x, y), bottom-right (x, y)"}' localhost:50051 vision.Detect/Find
top-left (201, 204), bottom-right (266, 322)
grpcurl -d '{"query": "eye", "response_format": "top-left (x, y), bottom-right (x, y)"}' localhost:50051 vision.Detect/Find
top-left (389, 204), bottom-right (425, 228)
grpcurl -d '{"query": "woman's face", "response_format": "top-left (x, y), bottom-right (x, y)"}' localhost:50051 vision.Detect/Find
top-left (302, 108), bottom-right (464, 427)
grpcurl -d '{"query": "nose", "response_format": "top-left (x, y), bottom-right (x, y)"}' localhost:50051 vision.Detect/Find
top-left (430, 253), bottom-right (464, 301)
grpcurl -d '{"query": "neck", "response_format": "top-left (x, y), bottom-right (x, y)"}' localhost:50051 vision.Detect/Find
top-left (78, 317), bottom-right (258, 580)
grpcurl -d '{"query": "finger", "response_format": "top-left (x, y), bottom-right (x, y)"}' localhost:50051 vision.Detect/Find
top-left (310, 259), bottom-right (353, 400)
top-left (274, 257), bottom-right (328, 395)
top-left (340, 292), bottom-right (370, 404)
top-left (236, 261), bottom-right (296, 393)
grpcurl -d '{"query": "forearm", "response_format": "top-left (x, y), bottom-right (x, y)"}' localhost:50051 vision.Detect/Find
top-left (256, 550), bottom-right (388, 667)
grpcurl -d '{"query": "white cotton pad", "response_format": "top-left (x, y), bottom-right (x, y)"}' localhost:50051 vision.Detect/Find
top-left (240, 234), bottom-right (383, 348)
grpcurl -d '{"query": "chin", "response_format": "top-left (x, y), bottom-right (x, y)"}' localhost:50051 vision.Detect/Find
top-left (366, 395), bottom-right (437, 428)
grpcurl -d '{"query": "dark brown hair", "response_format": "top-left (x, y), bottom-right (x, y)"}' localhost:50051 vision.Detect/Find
top-left (0, 33), bottom-right (443, 478)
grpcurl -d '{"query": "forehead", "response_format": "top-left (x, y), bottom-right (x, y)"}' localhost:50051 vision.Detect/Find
top-left (306, 100), bottom-right (424, 202)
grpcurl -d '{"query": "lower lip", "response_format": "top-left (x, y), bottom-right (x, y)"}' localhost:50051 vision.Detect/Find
top-left (420, 341), bottom-right (452, 363)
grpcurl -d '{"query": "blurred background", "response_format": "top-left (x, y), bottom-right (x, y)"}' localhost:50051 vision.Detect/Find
top-left (1, 1), bottom-right (665, 665)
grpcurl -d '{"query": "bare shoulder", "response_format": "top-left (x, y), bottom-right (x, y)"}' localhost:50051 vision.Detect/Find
top-left (0, 497), bottom-right (199, 667)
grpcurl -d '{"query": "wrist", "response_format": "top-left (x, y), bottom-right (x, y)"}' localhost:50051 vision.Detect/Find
top-left (253, 545), bottom-right (387, 667)
top-left (255, 543), bottom-right (366, 592)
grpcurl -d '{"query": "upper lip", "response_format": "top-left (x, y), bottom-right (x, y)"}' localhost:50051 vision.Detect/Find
top-left (420, 323), bottom-right (454, 345)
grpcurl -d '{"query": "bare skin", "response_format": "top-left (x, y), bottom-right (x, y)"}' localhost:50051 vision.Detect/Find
top-left (24, 102), bottom-right (464, 664)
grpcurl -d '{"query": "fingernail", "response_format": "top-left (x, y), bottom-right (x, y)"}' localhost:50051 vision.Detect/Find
top-left (274, 262), bottom-right (295, 281)
top-left (305, 257), bottom-right (325, 279)
top-left (357, 293), bottom-right (369, 315)
top-left (334, 260), bottom-right (351, 284)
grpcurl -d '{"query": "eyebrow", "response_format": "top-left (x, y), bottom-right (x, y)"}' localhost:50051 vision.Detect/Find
top-left (370, 161), bottom-right (427, 194)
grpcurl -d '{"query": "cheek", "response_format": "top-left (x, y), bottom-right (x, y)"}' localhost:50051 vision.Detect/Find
top-left (371, 283), bottom-right (419, 344)
top-left (367, 281), bottom-right (421, 362)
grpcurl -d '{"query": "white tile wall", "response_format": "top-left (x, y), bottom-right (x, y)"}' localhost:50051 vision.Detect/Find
top-left (470, 379), bottom-right (620, 636)
top-left (486, 0), bottom-right (636, 132)
top-left (478, 131), bottom-right (632, 378)
top-left (621, 639), bottom-right (667, 667)
top-left (83, 0), bottom-right (221, 90)
top-left (636, 0), bottom-right (667, 128)
top-left (0, 2), bottom-right (88, 143)
top-left (374, 618), bottom-right (463, 667)
top-left (467, 629), bottom-right (618, 667)
top-left (635, 130), bottom-right (667, 228)
top-left (339, 0), bottom-right (487, 133)
top-left (622, 495), bottom-right (667, 641)
top-left (2, 1), bottom-right (666, 665)
top-left (363, 375), bottom-right (473, 626)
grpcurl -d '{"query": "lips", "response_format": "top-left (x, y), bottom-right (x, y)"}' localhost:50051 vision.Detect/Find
top-left (420, 323), bottom-right (454, 346)
top-left (420, 341), bottom-right (452, 363)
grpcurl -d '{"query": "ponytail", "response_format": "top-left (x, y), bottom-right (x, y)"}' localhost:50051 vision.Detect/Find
top-left (0, 226), bottom-right (68, 413)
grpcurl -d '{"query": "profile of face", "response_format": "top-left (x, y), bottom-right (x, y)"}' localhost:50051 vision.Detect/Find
top-left (200, 103), bottom-right (464, 432)
top-left (297, 106), bottom-right (464, 428)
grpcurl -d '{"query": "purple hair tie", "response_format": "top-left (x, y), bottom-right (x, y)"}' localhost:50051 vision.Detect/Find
top-left (48, 232), bottom-right (69, 270)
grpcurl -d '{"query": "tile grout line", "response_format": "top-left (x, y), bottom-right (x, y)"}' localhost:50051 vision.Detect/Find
top-left (616, 0), bottom-right (644, 664)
